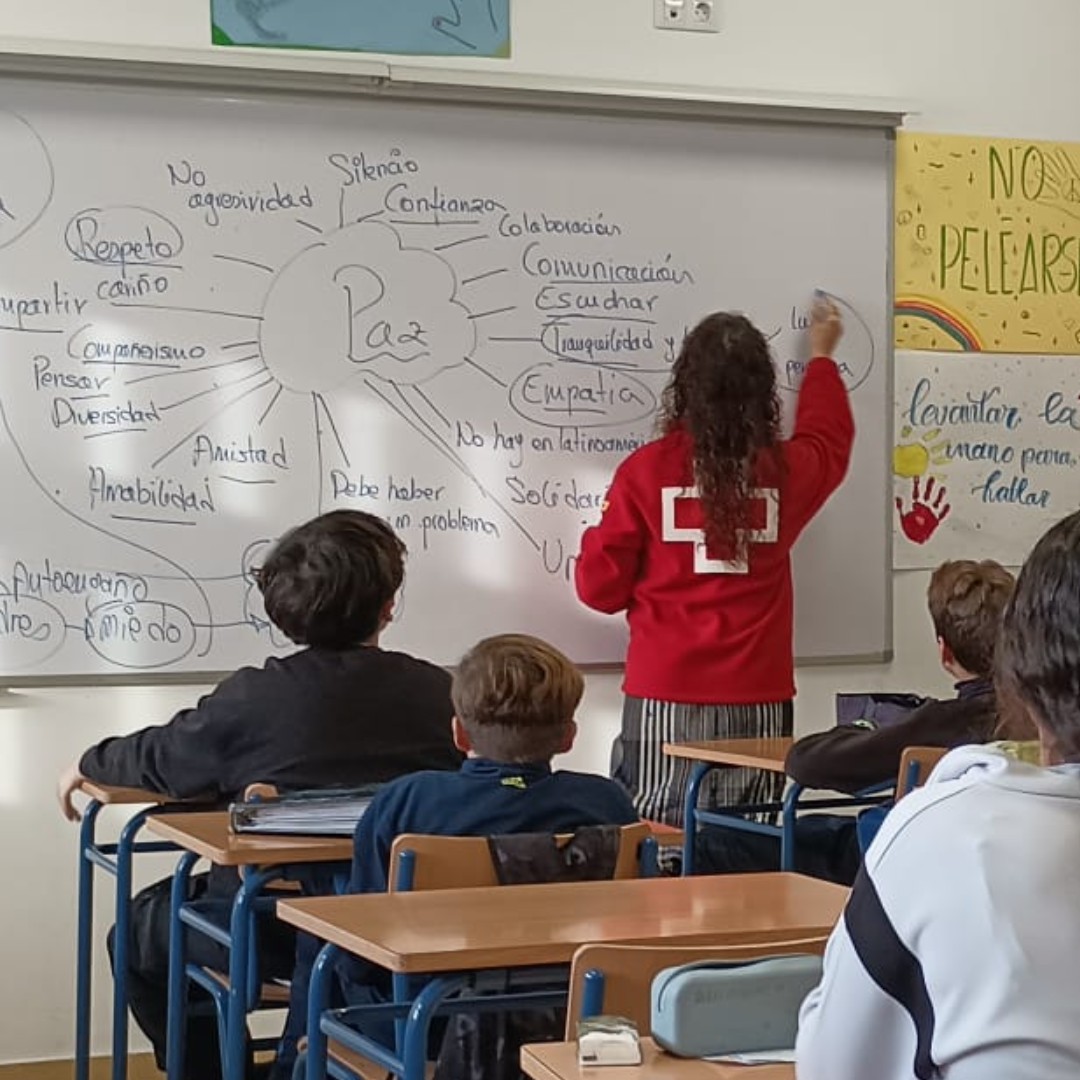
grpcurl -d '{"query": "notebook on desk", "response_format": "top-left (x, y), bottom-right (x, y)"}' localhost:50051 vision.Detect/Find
top-left (229, 785), bottom-right (379, 836)
top-left (834, 692), bottom-right (929, 730)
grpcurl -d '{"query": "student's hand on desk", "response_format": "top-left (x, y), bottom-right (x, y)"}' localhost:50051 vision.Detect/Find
top-left (809, 295), bottom-right (844, 357)
top-left (57, 760), bottom-right (87, 822)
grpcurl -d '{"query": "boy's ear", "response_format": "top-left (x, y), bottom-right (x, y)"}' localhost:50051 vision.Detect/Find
top-left (452, 716), bottom-right (472, 754)
top-left (378, 597), bottom-right (396, 629)
top-left (557, 719), bottom-right (578, 756)
top-left (937, 636), bottom-right (955, 670)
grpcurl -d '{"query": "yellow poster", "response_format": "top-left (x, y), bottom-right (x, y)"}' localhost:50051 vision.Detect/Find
top-left (895, 131), bottom-right (1080, 353)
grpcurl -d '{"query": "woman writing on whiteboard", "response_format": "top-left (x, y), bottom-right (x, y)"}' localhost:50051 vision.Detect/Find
top-left (574, 297), bottom-right (852, 827)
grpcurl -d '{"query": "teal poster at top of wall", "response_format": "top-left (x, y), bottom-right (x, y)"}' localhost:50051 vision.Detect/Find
top-left (212, 0), bottom-right (511, 57)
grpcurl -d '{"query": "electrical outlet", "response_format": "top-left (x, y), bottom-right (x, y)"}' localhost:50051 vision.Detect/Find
top-left (654, 0), bottom-right (720, 33)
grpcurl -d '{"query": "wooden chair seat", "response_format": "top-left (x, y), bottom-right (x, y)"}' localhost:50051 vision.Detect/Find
top-left (205, 967), bottom-right (291, 1006)
top-left (326, 1039), bottom-right (436, 1080)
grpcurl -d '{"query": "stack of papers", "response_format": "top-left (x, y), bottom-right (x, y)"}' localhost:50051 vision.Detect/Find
top-left (229, 786), bottom-right (378, 836)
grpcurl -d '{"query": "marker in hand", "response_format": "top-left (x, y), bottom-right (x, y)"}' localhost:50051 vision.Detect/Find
top-left (809, 289), bottom-right (843, 357)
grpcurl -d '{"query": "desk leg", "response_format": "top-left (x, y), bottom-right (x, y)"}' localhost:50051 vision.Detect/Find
top-left (681, 763), bottom-right (711, 877)
top-left (780, 783), bottom-right (804, 872)
top-left (166, 850), bottom-right (199, 1080)
top-left (402, 975), bottom-right (469, 1080)
top-left (110, 808), bottom-right (154, 1080)
top-left (75, 801), bottom-right (103, 1080)
top-left (306, 943), bottom-right (338, 1080)
top-left (225, 867), bottom-right (276, 1080)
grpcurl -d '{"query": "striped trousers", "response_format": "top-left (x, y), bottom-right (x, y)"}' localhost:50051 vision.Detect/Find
top-left (611, 697), bottom-right (794, 827)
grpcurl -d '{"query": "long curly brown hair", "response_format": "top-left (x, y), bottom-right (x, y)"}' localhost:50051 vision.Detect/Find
top-left (659, 312), bottom-right (783, 554)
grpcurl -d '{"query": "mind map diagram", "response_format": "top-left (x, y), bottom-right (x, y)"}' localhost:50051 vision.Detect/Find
top-left (0, 106), bottom-right (875, 674)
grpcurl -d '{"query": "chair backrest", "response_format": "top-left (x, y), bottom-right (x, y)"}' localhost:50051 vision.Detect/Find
top-left (565, 937), bottom-right (829, 1037)
top-left (388, 821), bottom-right (651, 893)
top-left (896, 745), bottom-right (948, 799)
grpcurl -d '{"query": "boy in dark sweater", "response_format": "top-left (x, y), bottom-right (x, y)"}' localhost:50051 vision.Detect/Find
top-left (784, 559), bottom-right (1015, 793)
top-left (698, 559), bottom-right (1015, 883)
top-left (56, 510), bottom-right (460, 1080)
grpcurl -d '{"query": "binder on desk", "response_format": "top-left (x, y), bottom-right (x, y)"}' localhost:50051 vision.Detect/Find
top-left (229, 785), bottom-right (379, 836)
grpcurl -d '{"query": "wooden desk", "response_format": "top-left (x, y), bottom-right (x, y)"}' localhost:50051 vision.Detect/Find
top-left (522, 1039), bottom-right (793, 1080)
top-left (278, 872), bottom-right (846, 973)
top-left (662, 738), bottom-right (794, 875)
top-left (78, 779), bottom-right (177, 805)
top-left (146, 810), bottom-right (353, 866)
top-left (286, 873), bottom-right (837, 1080)
top-left (662, 738), bottom-right (793, 773)
top-left (148, 811), bottom-right (354, 1080)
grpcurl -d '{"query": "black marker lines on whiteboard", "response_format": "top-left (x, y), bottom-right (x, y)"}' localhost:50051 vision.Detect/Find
top-left (314, 392), bottom-right (351, 467)
top-left (158, 365), bottom-right (271, 412)
top-left (125, 353), bottom-right (263, 387)
top-left (0, 111), bottom-right (54, 252)
top-left (150, 376), bottom-right (277, 469)
top-left (214, 252), bottom-right (275, 274)
top-left (112, 301), bottom-right (264, 321)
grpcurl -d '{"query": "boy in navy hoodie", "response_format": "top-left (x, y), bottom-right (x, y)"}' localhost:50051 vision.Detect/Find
top-left (289, 635), bottom-right (639, 1075)
top-left (349, 632), bottom-right (639, 896)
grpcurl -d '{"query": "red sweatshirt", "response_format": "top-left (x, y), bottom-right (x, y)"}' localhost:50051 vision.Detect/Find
top-left (575, 358), bottom-right (854, 704)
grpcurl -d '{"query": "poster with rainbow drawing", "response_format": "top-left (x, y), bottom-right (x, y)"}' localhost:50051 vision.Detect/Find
top-left (895, 131), bottom-right (1080, 354)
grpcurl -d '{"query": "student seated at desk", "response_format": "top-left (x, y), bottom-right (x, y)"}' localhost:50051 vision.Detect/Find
top-left (56, 510), bottom-right (461, 1080)
top-left (295, 635), bottom-right (637, 1069)
top-left (347, 633), bottom-right (638, 895)
top-left (786, 558), bottom-right (1015, 792)
top-left (696, 559), bottom-right (1014, 884)
top-left (797, 509), bottom-right (1080, 1080)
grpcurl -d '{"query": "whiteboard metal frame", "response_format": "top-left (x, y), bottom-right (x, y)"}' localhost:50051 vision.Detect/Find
top-left (0, 38), bottom-right (908, 129)
top-left (0, 57), bottom-right (901, 685)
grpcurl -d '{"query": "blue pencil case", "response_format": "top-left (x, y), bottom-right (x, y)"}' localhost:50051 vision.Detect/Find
top-left (650, 954), bottom-right (823, 1058)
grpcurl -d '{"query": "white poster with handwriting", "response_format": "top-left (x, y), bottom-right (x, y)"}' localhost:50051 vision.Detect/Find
top-left (893, 351), bottom-right (1080, 569)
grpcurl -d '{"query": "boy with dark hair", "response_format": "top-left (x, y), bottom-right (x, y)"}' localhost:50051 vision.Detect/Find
top-left (785, 558), bottom-right (1015, 793)
top-left (57, 510), bottom-right (460, 1080)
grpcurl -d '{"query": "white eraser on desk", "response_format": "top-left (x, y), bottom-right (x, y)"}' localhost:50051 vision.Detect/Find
top-left (577, 1017), bottom-right (642, 1067)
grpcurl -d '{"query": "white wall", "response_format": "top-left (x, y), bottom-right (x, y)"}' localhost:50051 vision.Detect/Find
top-left (0, 0), bottom-right (1074, 1064)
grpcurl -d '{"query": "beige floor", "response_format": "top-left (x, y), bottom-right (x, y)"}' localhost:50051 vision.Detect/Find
top-left (0, 1056), bottom-right (161, 1080)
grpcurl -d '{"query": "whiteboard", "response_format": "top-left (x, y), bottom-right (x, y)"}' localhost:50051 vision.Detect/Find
top-left (0, 78), bottom-right (892, 679)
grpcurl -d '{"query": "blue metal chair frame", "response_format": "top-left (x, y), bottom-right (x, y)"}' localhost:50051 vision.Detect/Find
top-left (304, 942), bottom-right (569, 1080)
top-left (75, 799), bottom-right (178, 1080)
top-left (302, 835), bottom-right (658, 1080)
top-left (680, 763), bottom-right (892, 876)
top-left (165, 848), bottom-right (350, 1080)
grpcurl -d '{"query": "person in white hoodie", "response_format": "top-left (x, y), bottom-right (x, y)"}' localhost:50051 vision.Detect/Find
top-left (796, 507), bottom-right (1080, 1080)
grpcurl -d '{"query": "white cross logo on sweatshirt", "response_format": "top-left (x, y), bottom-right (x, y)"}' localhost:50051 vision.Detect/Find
top-left (661, 486), bottom-right (779, 574)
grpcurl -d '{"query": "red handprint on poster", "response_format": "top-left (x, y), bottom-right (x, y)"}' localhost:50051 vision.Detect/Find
top-left (895, 477), bottom-right (951, 544)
